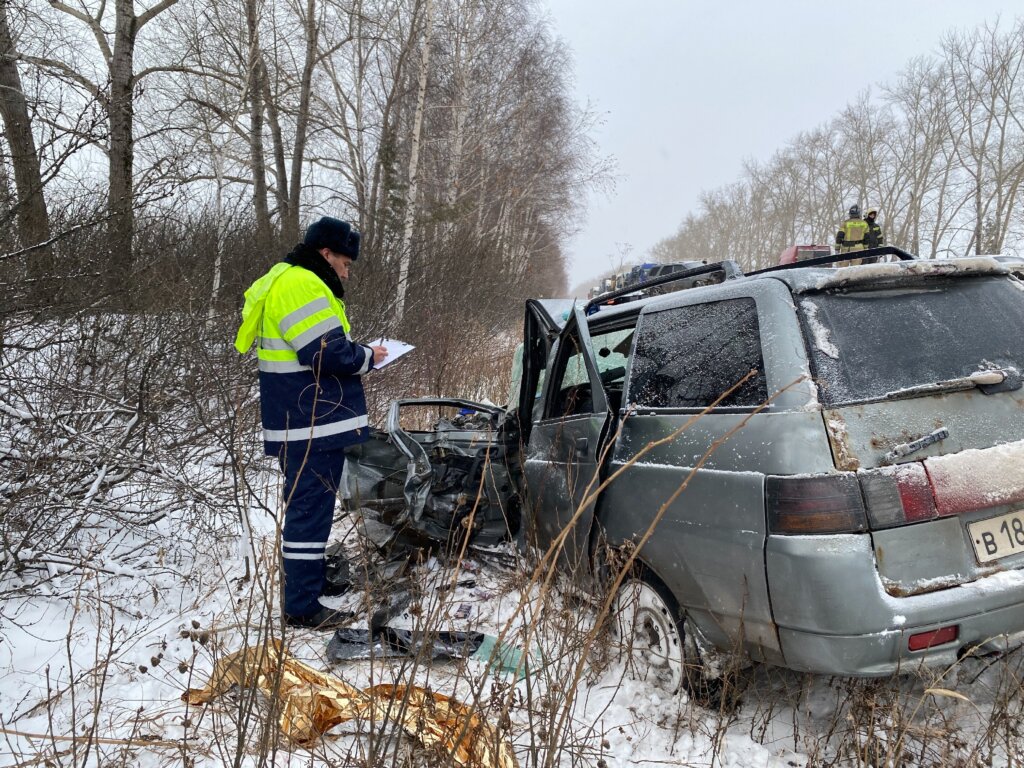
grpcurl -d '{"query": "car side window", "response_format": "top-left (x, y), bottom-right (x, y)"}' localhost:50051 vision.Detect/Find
top-left (550, 332), bottom-right (593, 417)
top-left (629, 298), bottom-right (768, 409)
top-left (591, 327), bottom-right (633, 413)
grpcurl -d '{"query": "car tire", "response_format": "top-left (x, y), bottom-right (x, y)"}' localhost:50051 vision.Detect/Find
top-left (612, 571), bottom-right (726, 708)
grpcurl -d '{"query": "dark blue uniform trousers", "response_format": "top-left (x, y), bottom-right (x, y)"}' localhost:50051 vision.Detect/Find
top-left (278, 448), bottom-right (346, 617)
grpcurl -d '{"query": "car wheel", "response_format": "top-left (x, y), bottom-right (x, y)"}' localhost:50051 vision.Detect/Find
top-left (613, 575), bottom-right (686, 692)
top-left (612, 573), bottom-right (725, 707)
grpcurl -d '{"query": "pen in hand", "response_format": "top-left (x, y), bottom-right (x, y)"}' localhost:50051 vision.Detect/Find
top-left (370, 338), bottom-right (389, 365)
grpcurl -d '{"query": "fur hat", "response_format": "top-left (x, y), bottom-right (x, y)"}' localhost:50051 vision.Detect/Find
top-left (304, 217), bottom-right (360, 260)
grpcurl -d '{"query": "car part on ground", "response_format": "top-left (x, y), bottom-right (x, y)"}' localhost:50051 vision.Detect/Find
top-left (327, 626), bottom-right (487, 662)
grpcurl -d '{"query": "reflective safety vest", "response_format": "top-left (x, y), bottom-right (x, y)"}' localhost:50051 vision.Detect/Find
top-left (840, 217), bottom-right (869, 251)
top-left (235, 263), bottom-right (373, 456)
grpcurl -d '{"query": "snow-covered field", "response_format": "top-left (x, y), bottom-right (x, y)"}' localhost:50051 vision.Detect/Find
top-left (4, 497), bottom-right (1024, 767)
top-left (3, 316), bottom-right (1024, 767)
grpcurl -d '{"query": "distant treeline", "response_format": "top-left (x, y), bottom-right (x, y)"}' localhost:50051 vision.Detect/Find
top-left (653, 19), bottom-right (1024, 271)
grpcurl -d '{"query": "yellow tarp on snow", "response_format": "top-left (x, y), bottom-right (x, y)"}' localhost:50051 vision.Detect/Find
top-left (183, 641), bottom-right (517, 768)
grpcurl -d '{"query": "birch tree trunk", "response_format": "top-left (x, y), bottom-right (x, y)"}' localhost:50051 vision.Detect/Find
top-left (245, 0), bottom-right (273, 252)
top-left (394, 0), bottom-right (433, 325)
top-left (205, 133), bottom-right (226, 330)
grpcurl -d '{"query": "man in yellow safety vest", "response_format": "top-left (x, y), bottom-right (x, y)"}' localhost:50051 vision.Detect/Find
top-left (235, 217), bottom-right (388, 629)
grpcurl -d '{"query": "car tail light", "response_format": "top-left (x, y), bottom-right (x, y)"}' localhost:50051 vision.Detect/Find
top-left (859, 463), bottom-right (938, 529)
top-left (766, 473), bottom-right (868, 534)
top-left (908, 624), bottom-right (959, 651)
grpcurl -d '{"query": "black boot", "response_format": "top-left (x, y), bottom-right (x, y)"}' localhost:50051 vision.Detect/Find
top-left (284, 607), bottom-right (354, 630)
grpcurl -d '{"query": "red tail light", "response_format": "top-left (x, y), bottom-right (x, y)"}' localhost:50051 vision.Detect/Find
top-left (766, 474), bottom-right (868, 534)
top-left (859, 463), bottom-right (938, 529)
top-left (908, 624), bottom-right (958, 651)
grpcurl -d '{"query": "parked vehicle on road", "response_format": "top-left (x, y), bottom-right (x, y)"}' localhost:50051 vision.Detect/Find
top-left (346, 247), bottom-right (1024, 694)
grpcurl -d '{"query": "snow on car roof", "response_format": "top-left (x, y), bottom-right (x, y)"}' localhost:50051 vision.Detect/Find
top-left (785, 256), bottom-right (1010, 293)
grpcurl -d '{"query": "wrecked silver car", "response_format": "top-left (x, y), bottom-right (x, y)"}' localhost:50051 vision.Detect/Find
top-left (347, 248), bottom-right (1024, 691)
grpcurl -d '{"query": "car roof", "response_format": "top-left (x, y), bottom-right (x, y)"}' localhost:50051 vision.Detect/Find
top-left (549, 256), bottom-right (1013, 326)
top-left (763, 256), bottom-right (1011, 293)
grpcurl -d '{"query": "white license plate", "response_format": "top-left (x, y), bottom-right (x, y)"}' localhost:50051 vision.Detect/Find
top-left (969, 509), bottom-right (1024, 563)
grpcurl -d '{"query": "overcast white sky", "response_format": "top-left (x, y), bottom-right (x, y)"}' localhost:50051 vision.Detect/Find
top-left (543, 1), bottom-right (1019, 290)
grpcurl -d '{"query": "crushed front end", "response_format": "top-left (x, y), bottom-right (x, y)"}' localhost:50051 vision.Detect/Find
top-left (344, 398), bottom-right (520, 552)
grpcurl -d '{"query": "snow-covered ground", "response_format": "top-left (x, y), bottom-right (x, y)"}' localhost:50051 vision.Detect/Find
top-left (3, 316), bottom-right (1024, 767)
top-left (4, 482), bottom-right (1023, 767)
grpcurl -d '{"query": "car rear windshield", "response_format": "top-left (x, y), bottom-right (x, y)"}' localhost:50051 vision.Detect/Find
top-left (798, 276), bottom-right (1024, 406)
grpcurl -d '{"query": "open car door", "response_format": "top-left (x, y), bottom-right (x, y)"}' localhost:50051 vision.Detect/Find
top-left (513, 299), bottom-right (569, 446)
top-left (523, 305), bottom-right (615, 582)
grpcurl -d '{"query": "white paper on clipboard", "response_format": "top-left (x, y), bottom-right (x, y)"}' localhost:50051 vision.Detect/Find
top-left (372, 338), bottom-right (414, 369)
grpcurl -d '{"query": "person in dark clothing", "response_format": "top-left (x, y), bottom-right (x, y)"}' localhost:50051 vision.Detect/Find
top-left (864, 207), bottom-right (884, 248)
top-left (235, 217), bottom-right (388, 629)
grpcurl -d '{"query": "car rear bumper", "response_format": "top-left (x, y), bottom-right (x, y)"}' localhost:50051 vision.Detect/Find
top-left (777, 605), bottom-right (1024, 676)
top-left (767, 533), bottom-right (1024, 675)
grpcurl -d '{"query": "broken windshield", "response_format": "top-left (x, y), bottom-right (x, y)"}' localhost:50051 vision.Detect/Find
top-left (799, 277), bottom-right (1024, 406)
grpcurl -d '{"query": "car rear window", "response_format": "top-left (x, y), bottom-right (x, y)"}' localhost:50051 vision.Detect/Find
top-left (629, 298), bottom-right (768, 409)
top-left (799, 277), bottom-right (1024, 406)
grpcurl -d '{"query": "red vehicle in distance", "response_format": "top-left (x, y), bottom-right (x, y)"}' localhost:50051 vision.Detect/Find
top-left (778, 244), bottom-right (832, 265)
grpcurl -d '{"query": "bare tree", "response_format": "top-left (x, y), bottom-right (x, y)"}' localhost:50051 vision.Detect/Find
top-left (943, 21), bottom-right (1024, 255)
top-left (0, 0), bottom-right (51, 270)
top-left (650, 18), bottom-right (1024, 272)
top-left (394, 0), bottom-right (432, 324)
top-left (29, 0), bottom-right (180, 296)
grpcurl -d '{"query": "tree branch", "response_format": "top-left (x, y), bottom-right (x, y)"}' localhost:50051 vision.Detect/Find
top-left (137, 0), bottom-right (180, 30)
top-left (47, 0), bottom-right (113, 64)
top-left (20, 55), bottom-right (105, 104)
top-left (0, 217), bottom-right (111, 264)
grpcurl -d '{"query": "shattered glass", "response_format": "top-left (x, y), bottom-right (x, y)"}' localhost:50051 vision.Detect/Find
top-left (800, 277), bottom-right (1024, 406)
top-left (629, 298), bottom-right (767, 408)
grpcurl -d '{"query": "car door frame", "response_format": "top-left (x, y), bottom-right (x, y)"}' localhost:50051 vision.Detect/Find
top-left (515, 299), bottom-right (566, 446)
top-left (523, 305), bottom-right (614, 582)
